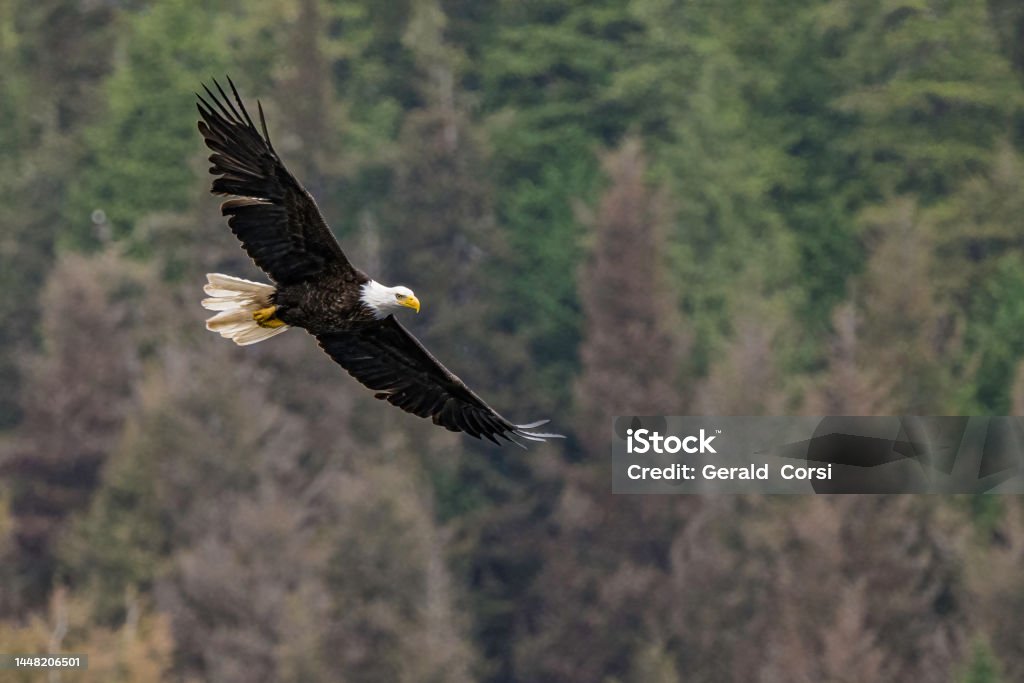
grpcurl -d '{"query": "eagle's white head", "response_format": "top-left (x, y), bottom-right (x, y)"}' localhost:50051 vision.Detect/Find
top-left (360, 280), bottom-right (421, 319)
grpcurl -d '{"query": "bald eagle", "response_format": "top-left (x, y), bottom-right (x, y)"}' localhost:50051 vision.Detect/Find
top-left (196, 79), bottom-right (560, 445)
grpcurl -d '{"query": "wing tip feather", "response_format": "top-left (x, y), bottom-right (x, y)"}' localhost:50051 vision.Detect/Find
top-left (512, 419), bottom-right (564, 442)
top-left (481, 419), bottom-right (564, 446)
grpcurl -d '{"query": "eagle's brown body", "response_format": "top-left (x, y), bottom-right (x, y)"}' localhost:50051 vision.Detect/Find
top-left (271, 269), bottom-right (374, 333)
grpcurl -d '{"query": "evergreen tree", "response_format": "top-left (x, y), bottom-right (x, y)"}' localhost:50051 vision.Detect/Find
top-left (613, 0), bottom-right (804, 366)
top-left (927, 146), bottom-right (1024, 411)
top-left (803, 303), bottom-right (892, 414)
top-left (695, 301), bottom-right (794, 415)
top-left (989, 0), bottom-right (1024, 83)
top-left (855, 198), bottom-right (959, 412)
top-left (477, 0), bottom-right (644, 415)
top-left (822, 0), bottom-right (1021, 202)
top-left (65, 0), bottom-right (229, 246)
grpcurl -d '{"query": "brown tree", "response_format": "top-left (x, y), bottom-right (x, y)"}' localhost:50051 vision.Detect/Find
top-left (0, 250), bottom-right (150, 608)
top-left (806, 198), bottom-right (960, 415)
top-left (574, 138), bottom-right (689, 456)
top-left (804, 303), bottom-right (893, 415)
top-left (695, 301), bottom-right (792, 415)
top-left (861, 199), bottom-right (959, 412)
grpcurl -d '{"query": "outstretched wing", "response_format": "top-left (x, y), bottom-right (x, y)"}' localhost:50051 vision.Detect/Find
top-left (197, 78), bottom-right (354, 285)
top-left (316, 318), bottom-right (562, 445)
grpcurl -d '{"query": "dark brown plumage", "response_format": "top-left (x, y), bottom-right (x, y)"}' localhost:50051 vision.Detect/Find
top-left (197, 78), bottom-right (560, 445)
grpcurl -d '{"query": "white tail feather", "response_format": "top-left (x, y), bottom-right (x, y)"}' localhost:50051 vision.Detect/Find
top-left (202, 273), bottom-right (289, 346)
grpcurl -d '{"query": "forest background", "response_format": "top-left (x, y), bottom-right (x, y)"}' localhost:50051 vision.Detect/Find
top-left (2, 0), bottom-right (1024, 680)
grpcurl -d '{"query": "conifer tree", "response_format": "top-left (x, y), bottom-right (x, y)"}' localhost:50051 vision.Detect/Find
top-left (804, 303), bottom-right (892, 415)
top-left (574, 138), bottom-right (688, 456)
top-left (478, 1), bottom-right (643, 414)
top-left (928, 146), bottom-right (1024, 411)
top-left (856, 198), bottom-right (958, 413)
top-left (65, 0), bottom-right (229, 245)
top-left (823, 0), bottom-right (1021, 202)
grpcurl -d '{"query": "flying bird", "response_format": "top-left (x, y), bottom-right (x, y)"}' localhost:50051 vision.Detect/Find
top-left (196, 79), bottom-right (561, 446)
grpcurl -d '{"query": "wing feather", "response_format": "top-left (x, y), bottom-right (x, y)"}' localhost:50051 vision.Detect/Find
top-left (316, 317), bottom-right (562, 444)
top-left (197, 78), bottom-right (355, 285)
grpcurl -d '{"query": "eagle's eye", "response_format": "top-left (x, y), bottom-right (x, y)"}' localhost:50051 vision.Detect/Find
top-left (395, 293), bottom-right (406, 300)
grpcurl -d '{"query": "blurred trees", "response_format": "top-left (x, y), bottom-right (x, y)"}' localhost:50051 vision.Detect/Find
top-left (1, 0), bottom-right (1024, 680)
top-left (574, 139), bottom-right (689, 454)
top-left (0, 0), bottom-right (118, 427)
top-left (65, 0), bottom-right (230, 247)
top-left (822, 0), bottom-right (1019, 202)
top-left (1, 251), bottom-right (149, 608)
top-left (0, 587), bottom-right (173, 683)
top-left (478, 1), bottom-right (642, 414)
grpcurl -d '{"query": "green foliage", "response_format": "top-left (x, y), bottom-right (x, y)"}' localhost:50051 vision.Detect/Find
top-left (65, 0), bottom-right (230, 247)
top-left (478, 0), bottom-right (643, 413)
top-left (609, 1), bottom-right (810, 368)
top-left (961, 256), bottom-right (1024, 412)
top-left (960, 639), bottom-right (1005, 683)
top-left (963, 495), bottom-right (1004, 539)
top-left (821, 0), bottom-right (1021, 202)
top-left (928, 146), bottom-right (1024, 411)
top-left (656, 47), bottom-right (801, 367)
top-left (327, 0), bottom-right (418, 161)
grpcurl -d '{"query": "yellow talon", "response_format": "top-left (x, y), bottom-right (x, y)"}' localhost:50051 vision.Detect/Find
top-left (253, 306), bottom-right (285, 328)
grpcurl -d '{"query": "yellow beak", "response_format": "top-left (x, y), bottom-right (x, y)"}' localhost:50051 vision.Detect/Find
top-left (402, 295), bottom-right (421, 313)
